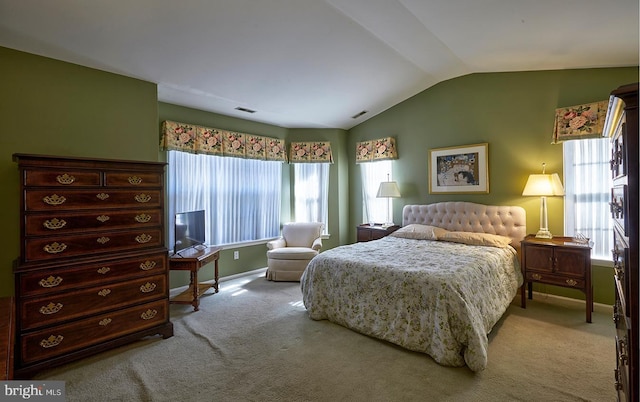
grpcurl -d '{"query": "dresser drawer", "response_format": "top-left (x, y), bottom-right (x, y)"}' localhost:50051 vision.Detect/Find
top-left (25, 209), bottom-right (162, 236)
top-left (525, 271), bottom-right (585, 289)
top-left (23, 169), bottom-right (101, 187)
top-left (24, 189), bottom-right (162, 211)
top-left (104, 171), bottom-right (163, 188)
top-left (20, 274), bottom-right (167, 331)
top-left (610, 185), bottom-right (629, 235)
top-left (18, 252), bottom-right (167, 297)
top-left (615, 334), bottom-right (630, 398)
top-left (24, 228), bottom-right (163, 262)
top-left (19, 299), bottom-right (168, 365)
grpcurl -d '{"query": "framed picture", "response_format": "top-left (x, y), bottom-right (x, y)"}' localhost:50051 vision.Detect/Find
top-left (428, 143), bottom-right (489, 194)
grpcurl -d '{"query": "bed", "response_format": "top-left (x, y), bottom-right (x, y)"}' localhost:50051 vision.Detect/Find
top-left (300, 202), bottom-right (526, 372)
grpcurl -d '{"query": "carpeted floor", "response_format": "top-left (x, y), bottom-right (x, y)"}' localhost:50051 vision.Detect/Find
top-left (37, 270), bottom-right (616, 402)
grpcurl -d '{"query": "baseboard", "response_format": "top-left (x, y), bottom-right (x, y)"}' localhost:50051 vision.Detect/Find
top-left (219, 267), bottom-right (267, 282)
top-left (523, 290), bottom-right (613, 314)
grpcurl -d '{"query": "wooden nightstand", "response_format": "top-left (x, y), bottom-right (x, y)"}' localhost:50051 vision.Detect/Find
top-left (357, 224), bottom-right (400, 242)
top-left (520, 235), bottom-right (592, 322)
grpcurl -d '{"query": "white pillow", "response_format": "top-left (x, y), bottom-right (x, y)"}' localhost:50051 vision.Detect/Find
top-left (389, 224), bottom-right (449, 240)
top-left (440, 231), bottom-right (512, 248)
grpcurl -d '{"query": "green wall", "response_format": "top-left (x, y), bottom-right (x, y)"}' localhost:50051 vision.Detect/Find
top-left (0, 47), bottom-right (159, 297)
top-left (348, 67), bottom-right (639, 305)
top-left (1, 45), bottom-right (636, 305)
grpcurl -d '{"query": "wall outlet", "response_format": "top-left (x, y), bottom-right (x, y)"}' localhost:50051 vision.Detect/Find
top-left (233, 250), bottom-right (239, 260)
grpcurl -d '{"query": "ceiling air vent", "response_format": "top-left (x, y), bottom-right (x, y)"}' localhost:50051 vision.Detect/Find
top-left (235, 107), bottom-right (256, 114)
top-left (351, 110), bottom-right (367, 119)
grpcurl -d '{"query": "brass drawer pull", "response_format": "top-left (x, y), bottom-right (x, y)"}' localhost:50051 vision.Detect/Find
top-left (40, 335), bottom-right (64, 349)
top-left (140, 260), bottom-right (156, 271)
top-left (134, 194), bottom-right (151, 203)
top-left (140, 282), bottom-right (157, 293)
top-left (39, 276), bottom-right (63, 288)
top-left (135, 214), bottom-right (151, 223)
top-left (96, 215), bottom-right (110, 223)
top-left (44, 242), bottom-right (67, 254)
top-left (135, 234), bottom-right (152, 243)
top-left (98, 289), bottom-right (111, 297)
top-left (43, 194), bottom-right (66, 205)
top-left (96, 193), bottom-right (110, 200)
top-left (565, 279), bottom-right (578, 286)
top-left (43, 218), bottom-right (67, 230)
top-left (97, 267), bottom-right (111, 274)
top-left (56, 173), bottom-right (75, 185)
top-left (97, 237), bottom-right (110, 244)
top-left (531, 273), bottom-right (542, 280)
top-left (141, 309), bottom-right (158, 320)
top-left (128, 176), bottom-right (143, 185)
top-left (99, 318), bottom-right (112, 326)
top-left (39, 302), bottom-right (63, 315)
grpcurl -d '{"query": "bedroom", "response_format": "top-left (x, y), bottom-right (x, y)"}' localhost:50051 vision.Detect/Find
top-left (0, 49), bottom-right (636, 303)
top-left (0, 0), bottom-right (638, 398)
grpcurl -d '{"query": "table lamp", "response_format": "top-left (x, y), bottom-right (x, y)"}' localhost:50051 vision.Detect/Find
top-left (376, 174), bottom-right (401, 228)
top-left (522, 163), bottom-right (564, 239)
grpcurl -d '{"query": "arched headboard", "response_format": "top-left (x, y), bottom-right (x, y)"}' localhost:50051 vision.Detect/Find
top-left (402, 202), bottom-right (526, 246)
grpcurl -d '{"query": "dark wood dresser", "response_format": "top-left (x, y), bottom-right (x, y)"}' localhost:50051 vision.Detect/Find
top-left (603, 83), bottom-right (638, 401)
top-left (12, 154), bottom-right (173, 378)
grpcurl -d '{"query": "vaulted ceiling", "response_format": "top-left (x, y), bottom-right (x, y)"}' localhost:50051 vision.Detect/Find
top-left (0, 0), bottom-right (637, 129)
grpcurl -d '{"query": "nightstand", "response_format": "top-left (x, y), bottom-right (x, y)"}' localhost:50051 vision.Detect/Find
top-left (357, 224), bottom-right (400, 242)
top-left (520, 235), bottom-right (592, 322)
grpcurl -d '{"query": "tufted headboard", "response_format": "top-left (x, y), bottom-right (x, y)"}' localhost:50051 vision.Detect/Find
top-left (402, 202), bottom-right (526, 247)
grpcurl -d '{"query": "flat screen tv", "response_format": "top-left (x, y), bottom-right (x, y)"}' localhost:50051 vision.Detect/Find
top-left (174, 209), bottom-right (206, 254)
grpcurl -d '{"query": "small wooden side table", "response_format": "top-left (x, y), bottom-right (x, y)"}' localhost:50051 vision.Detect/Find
top-left (357, 224), bottom-right (400, 242)
top-left (520, 235), bottom-right (592, 322)
top-left (169, 246), bottom-right (221, 311)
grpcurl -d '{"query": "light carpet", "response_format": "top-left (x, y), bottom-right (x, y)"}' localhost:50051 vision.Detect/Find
top-left (37, 270), bottom-right (616, 402)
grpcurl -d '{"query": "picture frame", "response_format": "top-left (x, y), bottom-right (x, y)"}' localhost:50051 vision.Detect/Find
top-left (428, 143), bottom-right (489, 194)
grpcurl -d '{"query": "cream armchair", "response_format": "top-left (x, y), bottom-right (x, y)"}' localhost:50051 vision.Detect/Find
top-left (266, 222), bottom-right (324, 281)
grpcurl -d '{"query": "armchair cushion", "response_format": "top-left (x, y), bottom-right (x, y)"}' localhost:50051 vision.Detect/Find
top-left (281, 222), bottom-right (324, 248)
top-left (267, 247), bottom-right (318, 260)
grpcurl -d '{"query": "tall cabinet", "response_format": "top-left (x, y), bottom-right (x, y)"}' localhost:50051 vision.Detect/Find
top-left (13, 154), bottom-right (173, 379)
top-left (604, 83), bottom-right (638, 402)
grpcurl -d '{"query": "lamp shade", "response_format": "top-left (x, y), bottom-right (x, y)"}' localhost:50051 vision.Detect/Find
top-left (522, 173), bottom-right (564, 196)
top-left (376, 181), bottom-right (401, 198)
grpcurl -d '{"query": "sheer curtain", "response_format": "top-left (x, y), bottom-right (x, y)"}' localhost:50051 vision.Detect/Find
top-left (360, 160), bottom-right (392, 224)
top-left (563, 137), bottom-right (612, 259)
top-left (167, 150), bottom-right (282, 250)
top-left (293, 163), bottom-right (329, 233)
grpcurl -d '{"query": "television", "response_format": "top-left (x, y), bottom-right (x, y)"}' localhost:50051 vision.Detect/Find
top-left (174, 210), bottom-right (206, 254)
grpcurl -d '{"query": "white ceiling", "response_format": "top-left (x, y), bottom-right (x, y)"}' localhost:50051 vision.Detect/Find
top-left (0, 0), bottom-right (638, 129)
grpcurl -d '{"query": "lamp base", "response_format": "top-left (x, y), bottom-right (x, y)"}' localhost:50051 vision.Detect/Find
top-left (535, 229), bottom-right (553, 239)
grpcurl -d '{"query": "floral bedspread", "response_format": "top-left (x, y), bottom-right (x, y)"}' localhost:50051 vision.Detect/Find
top-left (300, 236), bottom-right (522, 372)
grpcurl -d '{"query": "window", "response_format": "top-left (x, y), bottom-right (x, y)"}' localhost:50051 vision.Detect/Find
top-left (360, 160), bottom-right (393, 224)
top-left (166, 150), bottom-right (282, 250)
top-left (563, 137), bottom-right (612, 260)
top-left (293, 163), bottom-right (329, 233)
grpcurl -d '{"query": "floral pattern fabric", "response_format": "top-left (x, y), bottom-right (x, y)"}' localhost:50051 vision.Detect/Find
top-left (355, 137), bottom-right (398, 163)
top-left (289, 141), bottom-right (333, 163)
top-left (300, 236), bottom-right (523, 372)
top-left (160, 120), bottom-right (287, 161)
top-left (552, 101), bottom-right (608, 143)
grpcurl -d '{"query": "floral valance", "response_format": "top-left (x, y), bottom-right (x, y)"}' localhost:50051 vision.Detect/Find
top-left (289, 142), bottom-right (333, 163)
top-left (355, 137), bottom-right (398, 163)
top-left (160, 120), bottom-right (287, 162)
top-left (552, 101), bottom-right (608, 144)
